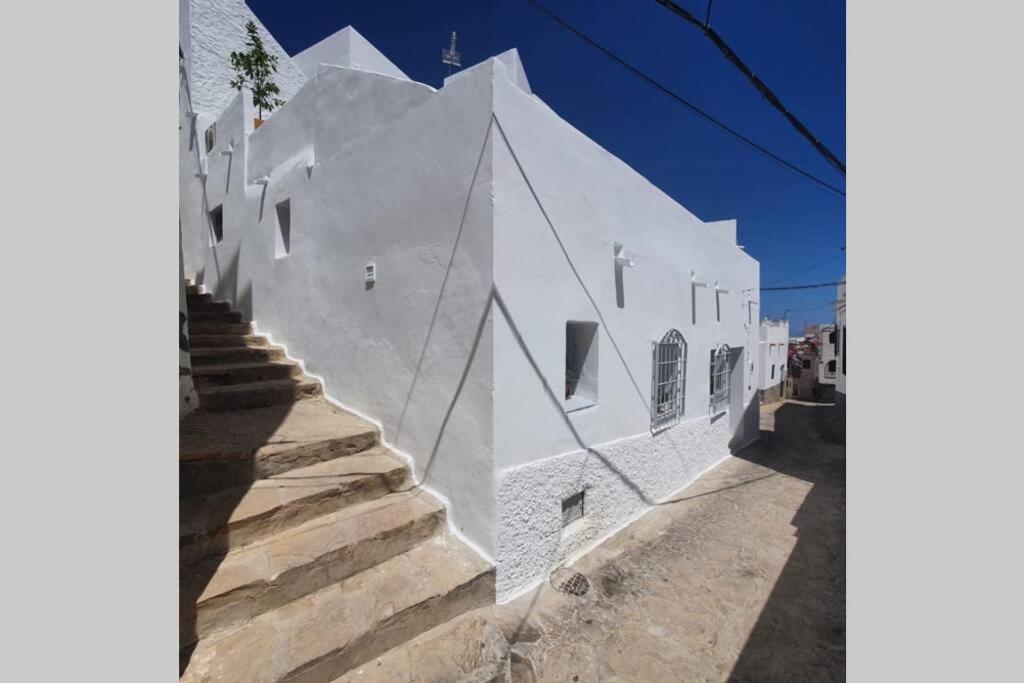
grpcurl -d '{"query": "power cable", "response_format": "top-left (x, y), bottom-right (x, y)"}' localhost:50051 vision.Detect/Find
top-left (526, 0), bottom-right (846, 198)
top-left (760, 281), bottom-right (840, 292)
top-left (762, 252), bottom-right (843, 286)
top-left (655, 0), bottom-right (846, 176)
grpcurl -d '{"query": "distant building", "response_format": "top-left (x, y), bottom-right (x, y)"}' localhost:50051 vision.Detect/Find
top-left (758, 319), bottom-right (788, 403)
top-left (786, 337), bottom-right (820, 400)
top-left (835, 276), bottom-right (846, 414)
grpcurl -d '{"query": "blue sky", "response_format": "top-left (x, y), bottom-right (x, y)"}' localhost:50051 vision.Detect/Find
top-left (249, 0), bottom-right (845, 333)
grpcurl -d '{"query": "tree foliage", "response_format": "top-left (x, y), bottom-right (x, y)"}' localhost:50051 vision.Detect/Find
top-left (229, 20), bottom-right (285, 119)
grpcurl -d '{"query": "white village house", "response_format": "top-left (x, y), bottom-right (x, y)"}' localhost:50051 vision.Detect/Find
top-left (835, 276), bottom-right (846, 413)
top-left (758, 319), bottom-right (788, 403)
top-left (179, 0), bottom-right (761, 675)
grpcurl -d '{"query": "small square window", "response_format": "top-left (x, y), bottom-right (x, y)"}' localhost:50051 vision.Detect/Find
top-left (802, 359), bottom-right (811, 369)
top-left (209, 205), bottom-right (223, 245)
top-left (562, 490), bottom-right (584, 527)
top-left (274, 200), bottom-right (291, 258)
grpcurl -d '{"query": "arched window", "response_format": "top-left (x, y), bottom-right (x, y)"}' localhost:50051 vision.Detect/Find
top-left (651, 330), bottom-right (687, 431)
top-left (710, 344), bottom-right (730, 416)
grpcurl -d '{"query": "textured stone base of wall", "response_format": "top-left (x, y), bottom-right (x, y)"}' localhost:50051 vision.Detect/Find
top-left (494, 415), bottom-right (733, 601)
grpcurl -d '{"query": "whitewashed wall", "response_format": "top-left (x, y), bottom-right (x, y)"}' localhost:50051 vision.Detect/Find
top-left (836, 278), bottom-right (846, 400)
top-left (817, 324), bottom-right (838, 386)
top-left (179, 60), bottom-right (498, 556)
top-left (182, 0), bottom-right (307, 119)
top-left (759, 320), bottom-right (789, 391)
top-left (488, 61), bottom-right (760, 599)
top-left (180, 30), bottom-right (762, 597)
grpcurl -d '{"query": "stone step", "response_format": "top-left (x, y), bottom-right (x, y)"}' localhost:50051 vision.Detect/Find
top-left (187, 300), bottom-right (231, 314)
top-left (190, 345), bottom-right (285, 366)
top-left (192, 361), bottom-right (300, 388)
top-left (186, 284), bottom-right (205, 296)
top-left (180, 398), bottom-right (380, 498)
top-left (331, 607), bottom-right (510, 683)
top-left (180, 491), bottom-right (445, 648)
top-left (188, 309), bottom-right (244, 323)
top-left (187, 292), bottom-right (213, 304)
top-left (180, 535), bottom-right (496, 683)
top-left (180, 449), bottom-right (408, 563)
top-left (188, 334), bottom-right (270, 349)
top-left (196, 377), bottom-right (322, 412)
top-left (189, 321), bottom-right (254, 336)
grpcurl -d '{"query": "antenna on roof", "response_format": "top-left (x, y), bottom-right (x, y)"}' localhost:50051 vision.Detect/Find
top-left (441, 31), bottom-right (461, 76)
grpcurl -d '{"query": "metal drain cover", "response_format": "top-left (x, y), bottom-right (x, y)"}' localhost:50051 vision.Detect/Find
top-left (551, 568), bottom-right (590, 597)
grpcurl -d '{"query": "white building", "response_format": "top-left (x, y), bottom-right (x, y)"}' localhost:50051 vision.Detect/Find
top-left (815, 323), bottom-right (838, 390)
top-left (179, 0), bottom-right (761, 601)
top-left (758, 319), bottom-right (788, 402)
top-left (835, 276), bottom-right (846, 413)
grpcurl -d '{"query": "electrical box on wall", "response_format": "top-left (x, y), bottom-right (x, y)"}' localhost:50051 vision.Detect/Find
top-left (365, 263), bottom-right (376, 284)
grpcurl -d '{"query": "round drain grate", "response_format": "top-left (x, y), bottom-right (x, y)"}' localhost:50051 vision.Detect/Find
top-left (551, 568), bottom-right (590, 597)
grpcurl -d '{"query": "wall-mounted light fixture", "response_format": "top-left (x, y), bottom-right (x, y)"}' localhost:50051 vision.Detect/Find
top-left (219, 141), bottom-right (234, 157)
top-left (254, 175), bottom-right (270, 186)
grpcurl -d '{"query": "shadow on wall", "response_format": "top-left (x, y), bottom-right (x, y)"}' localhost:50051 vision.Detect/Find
top-left (728, 402), bottom-right (846, 681)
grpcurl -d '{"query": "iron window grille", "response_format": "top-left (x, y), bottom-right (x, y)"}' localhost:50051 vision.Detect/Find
top-left (710, 344), bottom-right (730, 417)
top-left (651, 330), bottom-right (687, 431)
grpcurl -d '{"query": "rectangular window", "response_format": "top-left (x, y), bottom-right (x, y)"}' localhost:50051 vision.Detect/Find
top-left (842, 326), bottom-right (846, 375)
top-left (274, 199), bottom-right (291, 258)
top-left (771, 365), bottom-right (775, 380)
top-left (565, 321), bottom-right (599, 410)
top-left (209, 205), bottom-right (223, 245)
top-left (651, 331), bottom-right (686, 431)
top-left (802, 359), bottom-right (811, 369)
top-left (562, 490), bottom-right (584, 527)
top-left (710, 346), bottom-right (730, 417)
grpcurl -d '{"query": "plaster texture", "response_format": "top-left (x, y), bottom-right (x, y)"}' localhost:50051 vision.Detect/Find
top-left (495, 414), bottom-right (733, 600)
top-left (179, 18), bottom-right (762, 596)
top-left (495, 400), bottom-right (846, 682)
top-left (293, 26), bottom-right (409, 81)
top-left (759, 319), bottom-right (789, 392)
top-left (181, 0), bottom-right (307, 119)
top-left (835, 277), bottom-right (846, 400)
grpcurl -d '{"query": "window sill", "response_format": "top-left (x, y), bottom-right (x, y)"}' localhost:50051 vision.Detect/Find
top-left (564, 395), bottom-right (598, 414)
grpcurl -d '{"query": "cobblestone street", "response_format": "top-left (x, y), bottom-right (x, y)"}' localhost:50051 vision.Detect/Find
top-left (497, 400), bottom-right (846, 682)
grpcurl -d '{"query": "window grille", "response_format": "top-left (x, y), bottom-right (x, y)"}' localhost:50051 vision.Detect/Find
top-left (651, 330), bottom-right (686, 431)
top-left (825, 359), bottom-right (836, 379)
top-left (710, 344), bottom-right (730, 417)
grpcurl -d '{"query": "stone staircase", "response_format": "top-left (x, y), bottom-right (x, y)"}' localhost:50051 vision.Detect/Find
top-left (180, 285), bottom-right (504, 682)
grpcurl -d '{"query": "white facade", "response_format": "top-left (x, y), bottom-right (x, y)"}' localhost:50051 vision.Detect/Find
top-left (816, 323), bottom-right (838, 386)
top-left (758, 319), bottom-right (789, 397)
top-left (836, 277), bottom-right (846, 406)
top-left (179, 11), bottom-right (761, 601)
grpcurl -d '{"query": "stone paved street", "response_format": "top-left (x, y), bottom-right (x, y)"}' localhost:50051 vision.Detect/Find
top-left (496, 400), bottom-right (845, 682)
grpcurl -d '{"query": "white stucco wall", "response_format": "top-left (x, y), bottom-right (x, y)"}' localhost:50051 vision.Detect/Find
top-left (184, 0), bottom-right (307, 118)
top-left (487, 61), bottom-right (760, 599)
top-left (817, 324), bottom-right (838, 386)
top-left (759, 320), bottom-right (789, 391)
top-left (180, 58), bottom-right (497, 555)
top-left (179, 29), bottom-right (763, 598)
top-left (836, 278), bottom-right (846, 397)
top-left (293, 26), bottom-right (409, 81)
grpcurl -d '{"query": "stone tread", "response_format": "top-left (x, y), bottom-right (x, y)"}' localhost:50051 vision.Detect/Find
top-left (191, 360), bottom-right (300, 385)
top-left (194, 376), bottom-right (322, 410)
top-left (331, 607), bottom-right (510, 683)
top-left (180, 398), bottom-right (377, 464)
top-left (180, 449), bottom-right (408, 546)
top-left (181, 535), bottom-right (496, 683)
top-left (182, 491), bottom-right (446, 645)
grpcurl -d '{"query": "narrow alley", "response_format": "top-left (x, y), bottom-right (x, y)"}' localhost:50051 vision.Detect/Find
top-left (496, 400), bottom-right (846, 682)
